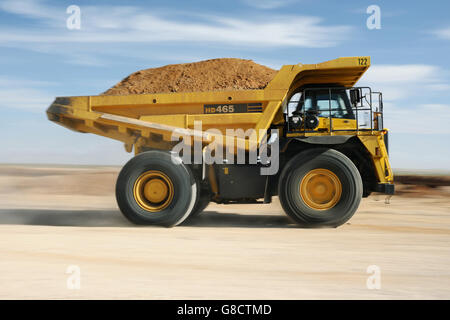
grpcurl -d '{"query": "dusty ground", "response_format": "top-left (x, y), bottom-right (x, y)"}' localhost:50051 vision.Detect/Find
top-left (0, 165), bottom-right (449, 299)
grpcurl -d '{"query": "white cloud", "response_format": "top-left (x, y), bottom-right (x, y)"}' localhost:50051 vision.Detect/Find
top-left (0, 78), bottom-right (55, 87)
top-left (0, 0), bottom-right (63, 25)
top-left (433, 27), bottom-right (450, 40)
top-left (386, 104), bottom-right (450, 135)
top-left (0, 1), bottom-right (352, 49)
top-left (0, 16), bottom-right (351, 48)
top-left (425, 83), bottom-right (450, 91)
top-left (0, 88), bottom-right (53, 112)
top-left (362, 65), bottom-right (439, 84)
top-left (242, 0), bottom-right (294, 10)
top-left (0, 0), bottom-right (353, 68)
top-left (359, 64), bottom-right (446, 101)
top-left (359, 64), bottom-right (450, 134)
top-left (0, 76), bottom-right (54, 112)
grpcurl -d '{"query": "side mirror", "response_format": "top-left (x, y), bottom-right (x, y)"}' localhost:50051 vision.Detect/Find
top-left (350, 88), bottom-right (361, 106)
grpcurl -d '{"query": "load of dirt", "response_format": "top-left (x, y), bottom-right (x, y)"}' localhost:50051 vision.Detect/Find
top-left (102, 58), bottom-right (278, 95)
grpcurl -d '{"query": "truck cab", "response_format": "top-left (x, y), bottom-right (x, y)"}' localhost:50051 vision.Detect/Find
top-left (285, 86), bottom-right (383, 133)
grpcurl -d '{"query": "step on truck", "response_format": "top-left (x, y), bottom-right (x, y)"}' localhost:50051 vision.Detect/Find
top-left (47, 56), bottom-right (394, 227)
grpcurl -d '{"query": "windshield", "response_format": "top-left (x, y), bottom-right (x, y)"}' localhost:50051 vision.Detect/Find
top-left (287, 89), bottom-right (355, 119)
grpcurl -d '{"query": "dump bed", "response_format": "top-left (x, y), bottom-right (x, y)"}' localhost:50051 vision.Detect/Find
top-left (47, 56), bottom-right (370, 153)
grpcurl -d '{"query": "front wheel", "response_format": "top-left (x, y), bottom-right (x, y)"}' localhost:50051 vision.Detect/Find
top-left (278, 148), bottom-right (362, 227)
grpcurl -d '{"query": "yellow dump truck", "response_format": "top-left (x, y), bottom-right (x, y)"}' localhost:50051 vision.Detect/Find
top-left (47, 56), bottom-right (394, 227)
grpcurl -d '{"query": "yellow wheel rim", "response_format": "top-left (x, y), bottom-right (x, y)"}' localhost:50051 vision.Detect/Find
top-left (133, 170), bottom-right (174, 212)
top-left (300, 168), bottom-right (342, 210)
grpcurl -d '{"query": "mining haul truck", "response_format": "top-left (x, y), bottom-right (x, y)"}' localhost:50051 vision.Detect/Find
top-left (47, 56), bottom-right (394, 227)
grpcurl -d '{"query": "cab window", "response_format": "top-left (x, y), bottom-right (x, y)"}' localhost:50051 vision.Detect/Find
top-left (315, 91), bottom-right (349, 119)
top-left (287, 89), bottom-right (354, 119)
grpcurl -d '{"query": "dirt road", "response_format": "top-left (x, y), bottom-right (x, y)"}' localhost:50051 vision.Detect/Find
top-left (0, 165), bottom-right (449, 299)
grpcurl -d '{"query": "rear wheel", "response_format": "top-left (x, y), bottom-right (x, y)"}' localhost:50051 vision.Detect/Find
top-left (182, 168), bottom-right (211, 221)
top-left (278, 148), bottom-right (362, 227)
top-left (116, 150), bottom-right (197, 227)
top-left (188, 189), bottom-right (210, 219)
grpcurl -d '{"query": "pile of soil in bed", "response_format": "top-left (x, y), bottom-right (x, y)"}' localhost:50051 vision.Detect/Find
top-left (102, 58), bottom-right (277, 95)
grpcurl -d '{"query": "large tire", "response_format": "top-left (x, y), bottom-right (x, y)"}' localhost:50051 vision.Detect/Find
top-left (278, 148), bottom-right (362, 227)
top-left (116, 150), bottom-right (197, 227)
top-left (183, 168), bottom-right (211, 221)
top-left (188, 190), bottom-right (210, 219)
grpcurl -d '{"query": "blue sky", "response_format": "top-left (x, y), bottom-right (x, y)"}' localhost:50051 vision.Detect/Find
top-left (0, 0), bottom-right (449, 170)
